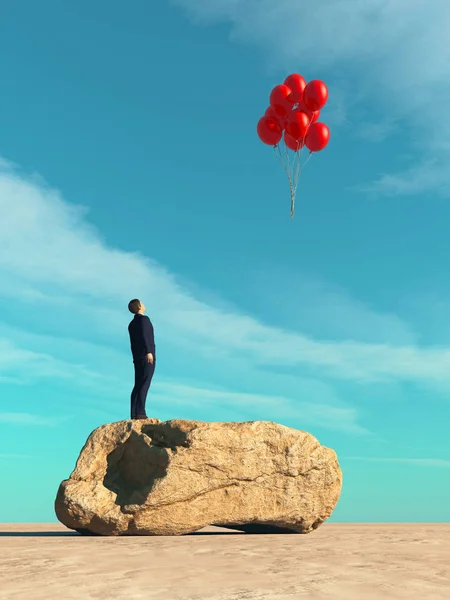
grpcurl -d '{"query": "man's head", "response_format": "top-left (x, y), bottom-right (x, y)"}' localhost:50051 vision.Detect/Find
top-left (128, 299), bottom-right (146, 314)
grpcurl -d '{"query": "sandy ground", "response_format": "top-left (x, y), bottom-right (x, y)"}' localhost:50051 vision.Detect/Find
top-left (0, 523), bottom-right (449, 599)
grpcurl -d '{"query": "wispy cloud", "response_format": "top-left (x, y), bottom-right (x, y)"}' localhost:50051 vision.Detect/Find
top-left (0, 329), bottom-right (369, 435)
top-left (154, 381), bottom-right (371, 435)
top-left (0, 337), bottom-right (129, 393)
top-left (356, 120), bottom-right (397, 144)
top-left (0, 413), bottom-right (67, 426)
top-left (343, 456), bottom-right (450, 468)
top-left (174, 0), bottom-right (450, 195)
top-left (355, 159), bottom-right (450, 197)
top-left (246, 269), bottom-right (417, 346)
top-left (1, 159), bottom-right (450, 393)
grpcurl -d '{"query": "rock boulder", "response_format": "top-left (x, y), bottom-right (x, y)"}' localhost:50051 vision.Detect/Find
top-left (55, 418), bottom-right (342, 535)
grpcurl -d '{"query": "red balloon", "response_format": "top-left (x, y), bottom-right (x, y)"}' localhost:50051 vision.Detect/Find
top-left (295, 101), bottom-right (320, 124)
top-left (283, 74), bottom-right (306, 103)
top-left (257, 116), bottom-right (282, 146)
top-left (269, 84), bottom-right (295, 117)
top-left (284, 132), bottom-right (304, 152)
top-left (305, 122), bottom-right (330, 152)
top-left (285, 111), bottom-right (309, 140)
top-left (265, 106), bottom-right (285, 129)
top-left (303, 80), bottom-right (328, 112)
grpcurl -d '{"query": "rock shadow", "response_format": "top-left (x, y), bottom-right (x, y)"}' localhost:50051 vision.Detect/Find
top-left (216, 523), bottom-right (299, 534)
top-left (0, 531), bottom-right (80, 537)
top-left (103, 429), bottom-right (171, 509)
top-left (140, 422), bottom-right (191, 448)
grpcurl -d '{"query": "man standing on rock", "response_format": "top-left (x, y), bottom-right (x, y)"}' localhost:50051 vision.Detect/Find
top-left (127, 299), bottom-right (156, 420)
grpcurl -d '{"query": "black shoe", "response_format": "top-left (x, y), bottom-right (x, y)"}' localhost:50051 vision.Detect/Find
top-left (136, 414), bottom-right (148, 420)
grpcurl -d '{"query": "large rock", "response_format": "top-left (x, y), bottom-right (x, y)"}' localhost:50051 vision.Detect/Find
top-left (55, 418), bottom-right (342, 535)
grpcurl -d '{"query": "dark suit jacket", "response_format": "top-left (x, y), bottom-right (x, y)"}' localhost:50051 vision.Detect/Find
top-left (128, 314), bottom-right (156, 362)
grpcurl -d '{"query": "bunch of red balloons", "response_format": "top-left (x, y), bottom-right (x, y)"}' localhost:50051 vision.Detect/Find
top-left (257, 74), bottom-right (330, 153)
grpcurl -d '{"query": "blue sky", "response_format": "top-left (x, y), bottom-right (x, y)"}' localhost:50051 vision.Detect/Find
top-left (1, 0), bottom-right (450, 524)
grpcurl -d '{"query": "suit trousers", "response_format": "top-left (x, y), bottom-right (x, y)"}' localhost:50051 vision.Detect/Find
top-left (130, 357), bottom-right (155, 418)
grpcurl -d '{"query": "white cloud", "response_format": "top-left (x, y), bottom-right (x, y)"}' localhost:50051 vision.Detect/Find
top-left (153, 381), bottom-right (370, 435)
top-left (246, 269), bottom-right (417, 346)
top-left (0, 329), bottom-right (368, 435)
top-left (174, 0), bottom-right (450, 194)
top-left (0, 413), bottom-right (67, 426)
top-left (356, 159), bottom-right (450, 197)
top-left (1, 160), bottom-right (450, 439)
top-left (356, 120), bottom-right (397, 144)
top-left (1, 159), bottom-right (450, 392)
top-left (0, 337), bottom-right (128, 393)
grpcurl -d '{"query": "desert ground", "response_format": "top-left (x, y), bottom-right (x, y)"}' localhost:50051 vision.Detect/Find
top-left (0, 523), bottom-right (449, 599)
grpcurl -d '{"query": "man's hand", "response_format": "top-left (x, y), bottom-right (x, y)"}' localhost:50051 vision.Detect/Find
top-left (146, 353), bottom-right (154, 365)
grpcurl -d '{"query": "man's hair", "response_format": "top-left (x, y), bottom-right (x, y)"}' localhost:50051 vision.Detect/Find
top-left (128, 298), bottom-right (141, 314)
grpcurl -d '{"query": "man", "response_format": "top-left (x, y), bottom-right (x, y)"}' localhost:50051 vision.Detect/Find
top-left (127, 299), bottom-right (156, 420)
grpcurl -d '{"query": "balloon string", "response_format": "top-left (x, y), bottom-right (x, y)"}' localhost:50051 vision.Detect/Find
top-left (290, 115), bottom-right (316, 212)
top-left (274, 131), bottom-right (314, 219)
top-left (290, 147), bottom-right (301, 218)
top-left (294, 116), bottom-right (314, 189)
top-left (274, 143), bottom-right (295, 217)
top-left (291, 148), bottom-right (312, 219)
top-left (294, 142), bottom-right (303, 191)
top-left (296, 151), bottom-right (313, 188)
top-left (274, 143), bottom-right (291, 182)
